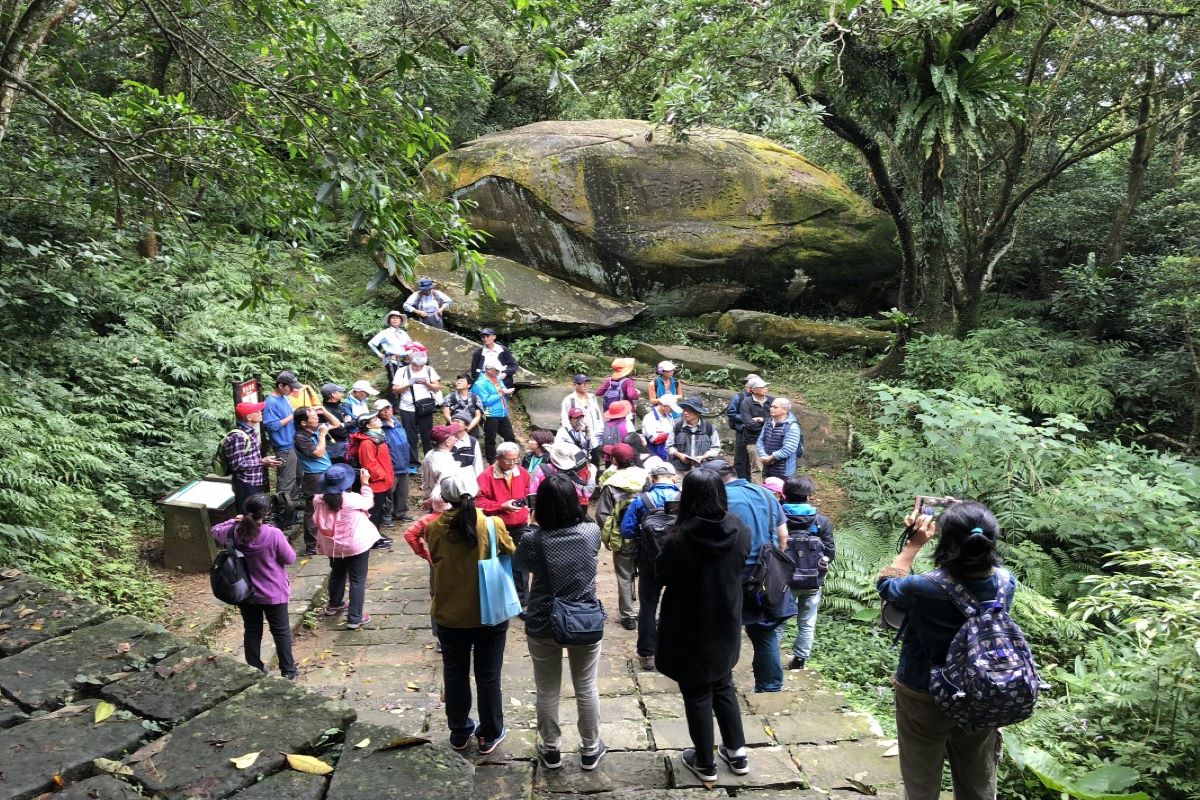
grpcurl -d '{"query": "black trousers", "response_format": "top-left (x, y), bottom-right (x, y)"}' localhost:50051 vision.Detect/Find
top-left (482, 416), bottom-right (516, 463)
top-left (328, 550), bottom-right (370, 625)
top-left (231, 477), bottom-right (264, 515)
top-left (401, 409), bottom-right (435, 465)
top-left (678, 672), bottom-right (747, 768)
top-left (733, 429), bottom-right (750, 479)
top-left (507, 524), bottom-right (529, 607)
top-left (636, 570), bottom-right (663, 657)
top-left (239, 602), bottom-right (296, 678)
top-left (438, 622), bottom-right (509, 741)
top-left (301, 472), bottom-right (323, 551)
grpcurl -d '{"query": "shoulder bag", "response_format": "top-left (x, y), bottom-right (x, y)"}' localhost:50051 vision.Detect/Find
top-left (478, 517), bottom-right (521, 626)
top-left (535, 530), bottom-right (606, 645)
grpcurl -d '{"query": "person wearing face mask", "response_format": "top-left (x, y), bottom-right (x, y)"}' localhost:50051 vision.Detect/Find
top-left (392, 343), bottom-right (443, 466)
top-left (350, 412), bottom-right (396, 547)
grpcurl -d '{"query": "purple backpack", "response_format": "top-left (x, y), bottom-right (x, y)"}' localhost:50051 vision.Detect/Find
top-left (926, 569), bottom-right (1042, 732)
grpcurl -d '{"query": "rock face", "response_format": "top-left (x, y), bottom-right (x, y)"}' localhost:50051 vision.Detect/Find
top-left (423, 119), bottom-right (900, 316)
top-left (408, 252), bottom-right (645, 337)
top-left (630, 342), bottom-right (760, 382)
top-left (715, 309), bottom-right (893, 355)
top-left (397, 321), bottom-right (546, 388)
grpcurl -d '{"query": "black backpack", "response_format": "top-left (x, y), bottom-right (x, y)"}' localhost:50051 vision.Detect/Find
top-left (743, 544), bottom-right (795, 610)
top-left (637, 490), bottom-right (679, 577)
top-left (725, 392), bottom-right (745, 432)
top-left (786, 512), bottom-right (830, 591)
top-left (210, 536), bottom-right (253, 605)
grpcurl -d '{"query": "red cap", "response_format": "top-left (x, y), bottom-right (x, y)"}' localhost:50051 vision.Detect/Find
top-left (567, 407), bottom-right (585, 419)
top-left (603, 443), bottom-right (636, 466)
top-left (235, 401), bottom-right (266, 418)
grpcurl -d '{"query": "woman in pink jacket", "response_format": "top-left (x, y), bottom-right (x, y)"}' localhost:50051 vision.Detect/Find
top-left (313, 463), bottom-right (381, 629)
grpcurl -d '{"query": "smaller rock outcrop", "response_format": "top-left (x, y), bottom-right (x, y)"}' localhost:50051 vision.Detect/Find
top-left (406, 252), bottom-right (645, 337)
top-left (630, 342), bottom-right (760, 382)
top-left (715, 310), bottom-right (892, 355)
top-left (403, 322), bottom-right (546, 388)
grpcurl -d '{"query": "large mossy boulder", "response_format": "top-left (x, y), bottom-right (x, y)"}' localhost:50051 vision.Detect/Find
top-left (423, 119), bottom-right (900, 316)
top-left (407, 252), bottom-right (645, 337)
top-left (715, 309), bottom-right (892, 355)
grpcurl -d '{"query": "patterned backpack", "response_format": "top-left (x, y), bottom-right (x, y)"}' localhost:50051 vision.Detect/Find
top-left (925, 568), bottom-right (1042, 732)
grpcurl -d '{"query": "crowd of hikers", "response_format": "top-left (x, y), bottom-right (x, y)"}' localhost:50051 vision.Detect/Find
top-left (213, 287), bottom-right (1037, 798)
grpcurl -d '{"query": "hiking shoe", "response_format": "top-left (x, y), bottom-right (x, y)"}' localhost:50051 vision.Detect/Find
top-left (323, 602), bottom-right (349, 617)
top-left (788, 657), bottom-right (806, 671)
top-left (477, 727), bottom-right (507, 755)
top-left (302, 547), bottom-right (318, 556)
top-left (345, 614), bottom-right (372, 630)
top-left (539, 747), bottom-right (563, 770)
top-left (621, 618), bottom-right (637, 631)
top-left (681, 748), bottom-right (717, 783)
top-left (449, 719), bottom-right (477, 750)
top-left (580, 740), bottom-right (607, 771)
top-left (718, 744), bottom-right (750, 775)
top-left (381, 516), bottom-right (394, 527)
top-left (398, 513), bottom-right (415, 522)
top-left (372, 537), bottom-right (393, 550)
top-left (639, 655), bottom-right (656, 672)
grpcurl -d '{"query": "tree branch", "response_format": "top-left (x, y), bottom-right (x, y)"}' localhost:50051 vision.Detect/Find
top-left (1070, 0), bottom-right (1194, 19)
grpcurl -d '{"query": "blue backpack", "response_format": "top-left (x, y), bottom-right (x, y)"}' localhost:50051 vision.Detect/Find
top-left (925, 569), bottom-right (1042, 732)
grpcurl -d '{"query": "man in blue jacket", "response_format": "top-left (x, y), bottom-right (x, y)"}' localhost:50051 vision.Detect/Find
top-left (756, 397), bottom-right (803, 481)
top-left (620, 461), bottom-right (681, 672)
top-left (376, 400), bottom-right (413, 527)
top-left (262, 370), bottom-right (301, 508)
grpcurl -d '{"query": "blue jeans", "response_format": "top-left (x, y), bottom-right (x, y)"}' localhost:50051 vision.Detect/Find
top-left (744, 619), bottom-right (786, 692)
top-left (791, 588), bottom-right (822, 660)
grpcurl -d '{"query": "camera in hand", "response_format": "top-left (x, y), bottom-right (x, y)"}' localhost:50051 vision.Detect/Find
top-left (511, 498), bottom-right (527, 508)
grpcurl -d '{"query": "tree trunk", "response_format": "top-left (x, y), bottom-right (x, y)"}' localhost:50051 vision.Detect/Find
top-left (0, 0), bottom-right (79, 146)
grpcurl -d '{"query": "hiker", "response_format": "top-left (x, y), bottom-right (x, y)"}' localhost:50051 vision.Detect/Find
top-left (763, 477), bottom-right (785, 504)
top-left (648, 360), bottom-right (682, 410)
top-left (595, 358), bottom-right (639, 417)
top-left (427, 472), bottom-right (516, 755)
top-left (472, 363), bottom-right (516, 463)
top-left (877, 502), bottom-right (1017, 800)
top-left (263, 370), bottom-right (302, 507)
top-left (367, 310), bottom-right (413, 383)
top-left (655, 468), bottom-right (752, 784)
top-left (620, 460), bottom-right (680, 671)
top-left (592, 443), bottom-right (648, 631)
top-left (422, 423), bottom-right (464, 513)
top-left (555, 407), bottom-right (596, 456)
top-left (295, 405), bottom-right (342, 556)
top-left (513, 473), bottom-right (607, 772)
top-left (350, 411), bottom-right (395, 546)
top-left (725, 375), bottom-right (760, 480)
top-left (715, 459), bottom-right (796, 693)
top-left (668, 397), bottom-right (721, 474)
top-left (401, 510), bottom-right (443, 649)
top-left (738, 376), bottom-right (773, 483)
top-left (641, 393), bottom-right (680, 462)
top-left (598, 400), bottom-right (634, 457)
top-left (345, 379), bottom-right (379, 419)
top-left (403, 276), bottom-right (453, 329)
top-left (314, 463), bottom-right (382, 630)
top-left (561, 374), bottom-right (604, 463)
top-left (376, 400), bottom-right (413, 527)
top-left (320, 383), bottom-right (355, 463)
top-left (470, 328), bottom-right (520, 389)
top-left (522, 430), bottom-right (555, 474)
top-left (442, 373), bottom-right (484, 436)
top-left (757, 397), bottom-right (803, 481)
top-left (210, 494), bottom-right (298, 679)
top-left (624, 432), bottom-right (657, 470)
top-left (392, 343), bottom-right (442, 465)
top-left (451, 411), bottom-right (485, 476)
top-left (781, 476), bottom-right (834, 670)
top-left (222, 401), bottom-right (281, 513)
top-left (530, 442), bottom-right (595, 509)
top-left (476, 442), bottom-right (532, 608)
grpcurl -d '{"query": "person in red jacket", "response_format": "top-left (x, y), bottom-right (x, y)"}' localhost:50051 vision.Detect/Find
top-left (351, 412), bottom-right (395, 546)
top-left (476, 440), bottom-right (532, 607)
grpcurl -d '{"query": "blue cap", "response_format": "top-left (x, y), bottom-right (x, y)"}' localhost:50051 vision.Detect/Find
top-left (418, 277), bottom-right (434, 290)
top-left (572, 374), bottom-right (589, 384)
top-left (321, 463), bottom-right (357, 493)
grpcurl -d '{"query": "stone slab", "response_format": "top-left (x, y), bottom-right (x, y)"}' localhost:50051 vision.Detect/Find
top-left (640, 693), bottom-right (684, 720)
top-left (532, 792), bottom-right (713, 800)
top-left (473, 760), bottom-right (534, 800)
top-left (332, 627), bottom-right (418, 646)
top-left (0, 615), bottom-right (187, 709)
top-left (0, 575), bottom-right (44, 609)
top-left (0, 699), bottom-right (148, 800)
top-left (649, 718), bottom-right (773, 751)
top-left (533, 750), bottom-right (669, 793)
top-left (788, 740), bottom-right (902, 793)
top-left (634, 671), bottom-right (678, 694)
top-left (130, 678), bottom-right (355, 798)
top-left (329, 722), bottom-right (473, 800)
top-left (0, 696), bottom-right (27, 728)
top-left (519, 384), bottom-right (574, 432)
top-left (230, 770), bottom-right (327, 800)
top-left (0, 583), bottom-right (114, 656)
top-left (101, 646), bottom-right (263, 722)
top-left (746, 685), bottom-right (846, 716)
top-left (667, 745), bottom-right (806, 790)
top-left (559, 695), bottom-right (642, 725)
top-left (768, 709), bottom-right (874, 745)
top-left (53, 775), bottom-right (145, 800)
top-left (631, 342), bottom-right (760, 382)
top-left (599, 720), bottom-right (650, 752)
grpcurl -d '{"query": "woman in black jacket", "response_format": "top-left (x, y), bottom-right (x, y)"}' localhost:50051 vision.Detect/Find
top-left (655, 468), bottom-right (752, 785)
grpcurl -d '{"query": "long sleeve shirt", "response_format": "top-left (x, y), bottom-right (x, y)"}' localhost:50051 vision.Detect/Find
top-left (223, 423), bottom-right (264, 486)
top-left (367, 326), bottom-right (412, 358)
top-left (476, 465), bottom-right (532, 529)
top-left (262, 394), bottom-right (296, 450)
top-left (403, 289), bottom-right (453, 317)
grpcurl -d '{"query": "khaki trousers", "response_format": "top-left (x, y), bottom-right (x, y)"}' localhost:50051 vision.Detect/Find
top-left (612, 545), bottom-right (638, 621)
top-left (745, 443), bottom-right (762, 483)
top-left (894, 680), bottom-right (1000, 800)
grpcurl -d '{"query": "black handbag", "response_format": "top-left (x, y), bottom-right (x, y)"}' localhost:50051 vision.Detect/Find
top-left (408, 370), bottom-right (439, 416)
top-left (743, 544), bottom-right (795, 610)
top-left (536, 532), bottom-right (606, 646)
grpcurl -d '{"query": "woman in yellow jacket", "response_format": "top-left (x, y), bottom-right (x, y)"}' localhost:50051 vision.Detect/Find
top-left (427, 472), bottom-right (516, 755)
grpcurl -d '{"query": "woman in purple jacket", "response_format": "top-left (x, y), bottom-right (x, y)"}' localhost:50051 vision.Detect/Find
top-left (210, 494), bottom-right (298, 679)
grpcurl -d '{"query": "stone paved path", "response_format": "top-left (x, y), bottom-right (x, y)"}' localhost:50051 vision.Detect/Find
top-left (272, 519), bottom-right (910, 799)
